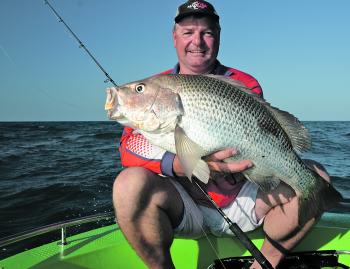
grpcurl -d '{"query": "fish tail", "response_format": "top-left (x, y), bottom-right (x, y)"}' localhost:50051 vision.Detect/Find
top-left (298, 173), bottom-right (343, 225)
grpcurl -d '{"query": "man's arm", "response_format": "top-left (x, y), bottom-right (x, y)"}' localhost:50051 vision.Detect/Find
top-left (119, 127), bottom-right (176, 176)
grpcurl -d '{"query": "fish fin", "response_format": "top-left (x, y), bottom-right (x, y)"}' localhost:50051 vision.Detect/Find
top-left (204, 74), bottom-right (267, 101)
top-left (265, 107), bottom-right (311, 153)
top-left (244, 172), bottom-right (281, 192)
top-left (204, 74), bottom-right (247, 88)
top-left (174, 125), bottom-right (209, 183)
top-left (298, 170), bottom-right (343, 225)
top-left (192, 160), bottom-right (210, 184)
top-left (205, 75), bottom-right (311, 152)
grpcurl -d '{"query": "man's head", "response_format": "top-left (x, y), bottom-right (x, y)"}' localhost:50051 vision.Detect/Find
top-left (173, 1), bottom-right (221, 75)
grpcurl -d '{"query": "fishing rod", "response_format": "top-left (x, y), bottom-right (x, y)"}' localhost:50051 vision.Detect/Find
top-left (44, 0), bottom-right (118, 87)
top-left (193, 179), bottom-right (274, 269)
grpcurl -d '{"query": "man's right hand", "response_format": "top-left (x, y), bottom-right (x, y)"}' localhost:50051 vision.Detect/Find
top-left (173, 148), bottom-right (253, 178)
top-left (204, 148), bottom-right (253, 174)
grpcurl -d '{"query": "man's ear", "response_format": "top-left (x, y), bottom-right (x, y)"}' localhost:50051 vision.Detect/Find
top-left (172, 30), bottom-right (177, 48)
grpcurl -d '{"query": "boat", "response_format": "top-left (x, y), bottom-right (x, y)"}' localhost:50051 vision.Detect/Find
top-left (0, 211), bottom-right (349, 269)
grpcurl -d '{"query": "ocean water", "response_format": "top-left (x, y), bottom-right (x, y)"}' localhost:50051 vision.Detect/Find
top-left (0, 121), bottom-right (349, 240)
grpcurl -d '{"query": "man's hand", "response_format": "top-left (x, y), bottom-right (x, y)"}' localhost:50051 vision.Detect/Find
top-left (204, 148), bottom-right (253, 173)
top-left (173, 148), bottom-right (253, 178)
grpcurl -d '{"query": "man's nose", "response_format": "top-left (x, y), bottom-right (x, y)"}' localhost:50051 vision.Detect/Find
top-left (192, 32), bottom-right (204, 46)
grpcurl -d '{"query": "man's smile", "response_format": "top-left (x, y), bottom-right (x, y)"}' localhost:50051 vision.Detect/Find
top-left (186, 49), bottom-right (207, 55)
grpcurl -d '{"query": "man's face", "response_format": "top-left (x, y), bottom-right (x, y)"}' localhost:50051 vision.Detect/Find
top-left (173, 16), bottom-right (220, 74)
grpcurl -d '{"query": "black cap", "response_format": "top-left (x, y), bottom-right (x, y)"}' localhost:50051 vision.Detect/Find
top-left (174, 0), bottom-right (219, 23)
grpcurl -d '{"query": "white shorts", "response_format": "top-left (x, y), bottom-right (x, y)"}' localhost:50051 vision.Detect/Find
top-left (171, 180), bottom-right (263, 238)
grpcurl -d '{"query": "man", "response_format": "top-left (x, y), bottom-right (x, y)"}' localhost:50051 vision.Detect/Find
top-left (113, 1), bottom-right (331, 268)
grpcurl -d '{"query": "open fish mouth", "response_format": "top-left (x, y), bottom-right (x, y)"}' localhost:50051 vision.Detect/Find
top-left (105, 87), bottom-right (124, 120)
top-left (105, 88), bottom-right (117, 110)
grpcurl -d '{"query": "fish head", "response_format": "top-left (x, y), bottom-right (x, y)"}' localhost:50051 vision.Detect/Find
top-left (105, 75), bottom-right (184, 133)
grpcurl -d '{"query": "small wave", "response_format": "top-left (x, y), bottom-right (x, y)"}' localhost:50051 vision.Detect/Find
top-left (62, 132), bottom-right (119, 141)
top-left (93, 132), bottom-right (119, 140)
top-left (0, 134), bottom-right (7, 141)
top-left (40, 125), bottom-right (69, 134)
top-left (0, 180), bottom-right (112, 238)
top-left (331, 176), bottom-right (350, 200)
top-left (0, 154), bottom-right (22, 166)
top-left (331, 175), bottom-right (350, 183)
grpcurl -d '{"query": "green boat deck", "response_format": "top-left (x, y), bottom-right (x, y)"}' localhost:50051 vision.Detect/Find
top-left (1, 212), bottom-right (350, 269)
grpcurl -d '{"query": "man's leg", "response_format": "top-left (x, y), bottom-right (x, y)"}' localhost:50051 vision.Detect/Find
top-left (250, 161), bottom-right (331, 269)
top-left (113, 167), bottom-right (184, 269)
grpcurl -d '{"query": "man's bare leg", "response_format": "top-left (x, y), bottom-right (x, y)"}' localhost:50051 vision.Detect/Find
top-left (113, 167), bottom-right (184, 269)
top-left (250, 161), bottom-right (331, 269)
top-left (251, 187), bottom-right (315, 268)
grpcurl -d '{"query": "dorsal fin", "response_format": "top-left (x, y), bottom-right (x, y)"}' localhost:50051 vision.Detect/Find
top-left (204, 74), bottom-right (262, 98)
top-left (204, 74), bottom-right (311, 152)
top-left (204, 74), bottom-right (246, 88)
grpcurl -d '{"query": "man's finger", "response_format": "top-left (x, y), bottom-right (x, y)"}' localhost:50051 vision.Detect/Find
top-left (208, 159), bottom-right (253, 173)
top-left (204, 148), bottom-right (237, 162)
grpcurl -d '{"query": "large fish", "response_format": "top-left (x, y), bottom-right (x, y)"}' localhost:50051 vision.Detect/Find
top-left (105, 74), bottom-right (342, 223)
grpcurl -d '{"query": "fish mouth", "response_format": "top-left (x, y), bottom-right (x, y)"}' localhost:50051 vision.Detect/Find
top-left (105, 87), bottom-right (117, 110)
top-left (105, 87), bottom-right (124, 120)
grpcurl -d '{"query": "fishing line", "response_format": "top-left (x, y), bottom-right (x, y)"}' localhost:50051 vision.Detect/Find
top-left (36, 87), bottom-right (83, 110)
top-left (0, 43), bottom-right (80, 111)
top-left (196, 224), bottom-right (227, 269)
top-left (0, 45), bottom-right (16, 68)
top-left (193, 178), bottom-right (274, 269)
top-left (183, 204), bottom-right (227, 269)
top-left (181, 192), bottom-right (228, 269)
top-left (44, 0), bottom-right (118, 87)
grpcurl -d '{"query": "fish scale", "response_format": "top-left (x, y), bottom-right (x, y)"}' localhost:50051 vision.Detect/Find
top-left (179, 78), bottom-right (296, 189)
top-left (175, 75), bottom-right (295, 180)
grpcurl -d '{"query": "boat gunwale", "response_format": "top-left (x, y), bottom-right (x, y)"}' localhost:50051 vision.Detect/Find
top-left (0, 212), bottom-right (115, 248)
top-left (2, 211), bottom-right (350, 249)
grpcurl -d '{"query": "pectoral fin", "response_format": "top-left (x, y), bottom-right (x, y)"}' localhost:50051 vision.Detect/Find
top-left (174, 125), bottom-right (210, 183)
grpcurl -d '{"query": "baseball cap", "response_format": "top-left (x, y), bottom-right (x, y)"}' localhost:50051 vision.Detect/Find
top-left (174, 0), bottom-right (219, 23)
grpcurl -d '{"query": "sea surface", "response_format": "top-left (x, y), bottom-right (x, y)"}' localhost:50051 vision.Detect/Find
top-left (0, 121), bottom-right (350, 240)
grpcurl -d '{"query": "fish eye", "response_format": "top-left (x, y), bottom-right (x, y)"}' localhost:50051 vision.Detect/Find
top-left (135, 84), bottom-right (145, 93)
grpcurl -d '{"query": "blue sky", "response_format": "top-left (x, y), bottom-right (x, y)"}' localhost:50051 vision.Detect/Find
top-left (1, 0), bottom-right (349, 121)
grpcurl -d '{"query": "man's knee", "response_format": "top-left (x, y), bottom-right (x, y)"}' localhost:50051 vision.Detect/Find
top-left (113, 167), bottom-right (179, 211)
top-left (113, 167), bottom-right (156, 206)
top-left (112, 167), bottom-right (161, 225)
top-left (114, 167), bottom-right (153, 193)
top-left (113, 167), bottom-right (184, 227)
